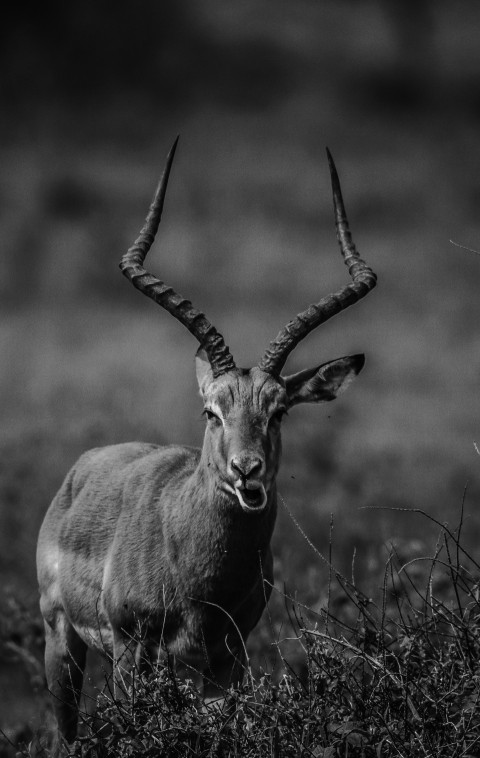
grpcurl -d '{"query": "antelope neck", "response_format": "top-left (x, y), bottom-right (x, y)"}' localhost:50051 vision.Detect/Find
top-left (178, 457), bottom-right (277, 550)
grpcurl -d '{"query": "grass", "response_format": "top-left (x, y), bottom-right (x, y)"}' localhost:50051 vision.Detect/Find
top-left (2, 505), bottom-right (480, 757)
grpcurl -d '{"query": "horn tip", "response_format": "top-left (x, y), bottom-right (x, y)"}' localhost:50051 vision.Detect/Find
top-left (325, 147), bottom-right (339, 179)
top-left (167, 135), bottom-right (180, 164)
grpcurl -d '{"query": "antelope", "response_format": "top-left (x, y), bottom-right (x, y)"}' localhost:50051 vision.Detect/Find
top-left (36, 138), bottom-right (376, 746)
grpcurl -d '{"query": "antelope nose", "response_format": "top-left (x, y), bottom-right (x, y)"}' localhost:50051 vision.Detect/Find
top-left (230, 457), bottom-right (263, 480)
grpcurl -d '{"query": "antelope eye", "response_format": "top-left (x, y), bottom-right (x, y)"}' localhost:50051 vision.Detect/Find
top-left (270, 409), bottom-right (287, 425)
top-left (203, 409), bottom-right (221, 424)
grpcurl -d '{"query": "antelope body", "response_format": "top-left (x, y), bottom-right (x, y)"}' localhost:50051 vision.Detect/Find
top-left (37, 139), bottom-right (376, 746)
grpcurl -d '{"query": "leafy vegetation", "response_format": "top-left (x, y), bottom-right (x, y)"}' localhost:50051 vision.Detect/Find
top-left (2, 507), bottom-right (480, 757)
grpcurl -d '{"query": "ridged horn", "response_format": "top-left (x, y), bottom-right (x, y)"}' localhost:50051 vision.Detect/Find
top-left (258, 149), bottom-right (377, 376)
top-left (120, 138), bottom-right (236, 378)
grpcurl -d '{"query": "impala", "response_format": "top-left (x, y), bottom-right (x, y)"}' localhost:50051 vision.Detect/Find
top-left (37, 139), bottom-right (376, 746)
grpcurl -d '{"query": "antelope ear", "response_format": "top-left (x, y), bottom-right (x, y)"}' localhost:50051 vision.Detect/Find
top-left (284, 354), bottom-right (365, 406)
top-left (195, 348), bottom-right (214, 394)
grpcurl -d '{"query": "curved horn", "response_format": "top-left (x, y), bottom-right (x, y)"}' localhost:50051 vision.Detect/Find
top-left (120, 138), bottom-right (236, 378)
top-left (258, 149), bottom-right (377, 376)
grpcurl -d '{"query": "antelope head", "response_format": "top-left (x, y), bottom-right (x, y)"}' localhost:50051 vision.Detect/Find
top-left (120, 138), bottom-right (376, 513)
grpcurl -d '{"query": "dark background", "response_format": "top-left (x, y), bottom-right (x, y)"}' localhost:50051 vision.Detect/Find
top-left (2, 0), bottom-right (480, 739)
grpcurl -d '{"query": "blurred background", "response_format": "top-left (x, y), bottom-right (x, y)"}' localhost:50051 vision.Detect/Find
top-left (2, 0), bottom-right (480, 743)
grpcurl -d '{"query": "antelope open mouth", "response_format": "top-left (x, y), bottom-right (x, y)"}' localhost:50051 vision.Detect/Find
top-left (235, 483), bottom-right (267, 512)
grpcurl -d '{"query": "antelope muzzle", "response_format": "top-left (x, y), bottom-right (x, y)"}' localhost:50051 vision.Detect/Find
top-left (229, 455), bottom-right (267, 512)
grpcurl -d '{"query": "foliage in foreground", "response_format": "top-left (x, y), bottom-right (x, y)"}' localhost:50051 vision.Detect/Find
top-left (3, 508), bottom-right (480, 757)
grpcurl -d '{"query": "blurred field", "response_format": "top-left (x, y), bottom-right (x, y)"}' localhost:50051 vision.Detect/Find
top-left (2, 0), bottom-right (480, 746)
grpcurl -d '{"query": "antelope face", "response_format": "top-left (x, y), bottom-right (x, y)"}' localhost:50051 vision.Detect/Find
top-left (197, 353), bottom-right (287, 512)
top-left (196, 349), bottom-right (365, 513)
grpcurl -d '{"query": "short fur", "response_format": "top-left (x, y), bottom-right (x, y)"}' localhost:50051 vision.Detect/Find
top-left (37, 143), bottom-right (375, 752)
top-left (37, 353), bottom-right (363, 748)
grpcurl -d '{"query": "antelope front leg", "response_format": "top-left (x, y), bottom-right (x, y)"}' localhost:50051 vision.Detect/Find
top-left (43, 612), bottom-right (87, 752)
top-left (203, 647), bottom-right (247, 709)
top-left (112, 629), bottom-right (147, 700)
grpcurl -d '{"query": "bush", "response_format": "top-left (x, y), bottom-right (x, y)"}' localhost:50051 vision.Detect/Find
top-left (3, 505), bottom-right (480, 756)
top-left (4, 507), bottom-right (473, 757)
